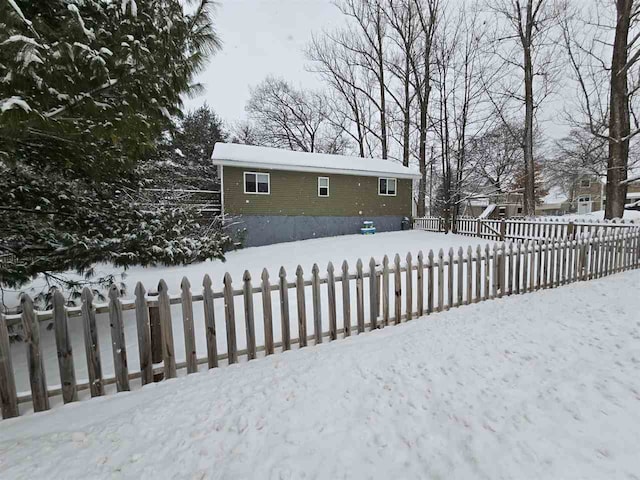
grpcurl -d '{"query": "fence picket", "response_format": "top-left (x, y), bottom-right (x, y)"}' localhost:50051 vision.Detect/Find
top-left (522, 240), bottom-right (530, 293)
top-left (261, 269), bottom-right (274, 355)
top-left (437, 249), bottom-right (444, 311)
top-left (158, 279), bottom-right (177, 376)
top-left (491, 244), bottom-right (498, 299)
top-left (447, 248), bottom-right (454, 309)
top-left (456, 247), bottom-right (463, 306)
top-left (312, 264), bottom-right (323, 342)
top-left (202, 274), bottom-right (218, 368)
top-left (529, 240), bottom-right (535, 291)
top-left (417, 251), bottom-right (424, 315)
top-left (406, 252), bottom-right (413, 319)
top-left (535, 240), bottom-right (542, 290)
top-left (0, 313), bottom-right (18, 419)
top-left (296, 266), bottom-right (308, 346)
top-left (382, 255), bottom-right (390, 325)
top-left (134, 282), bottom-right (153, 384)
top-left (108, 285), bottom-right (129, 392)
top-left (427, 250), bottom-right (434, 313)
top-left (21, 295), bottom-right (49, 412)
top-left (180, 277), bottom-right (198, 373)
top-left (356, 259), bottom-right (365, 333)
top-left (474, 245), bottom-right (481, 302)
top-left (505, 243), bottom-right (512, 295)
top-left (514, 242), bottom-right (522, 294)
top-left (52, 289), bottom-right (77, 403)
top-left (549, 240), bottom-right (556, 288)
top-left (278, 267), bottom-right (291, 351)
top-left (222, 273), bottom-right (238, 365)
top-left (463, 246), bottom-right (471, 305)
top-left (393, 254), bottom-right (402, 323)
top-left (242, 271), bottom-right (257, 360)
top-left (341, 261), bottom-right (351, 337)
top-left (81, 288), bottom-right (103, 397)
top-left (483, 244), bottom-right (490, 301)
top-left (369, 257), bottom-right (378, 329)
top-left (327, 263), bottom-right (337, 340)
top-left (498, 243), bottom-right (506, 298)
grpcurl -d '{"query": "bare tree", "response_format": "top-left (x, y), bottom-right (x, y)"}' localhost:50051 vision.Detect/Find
top-left (306, 33), bottom-right (375, 157)
top-left (384, 0), bottom-right (421, 167)
top-left (230, 121), bottom-right (259, 146)
top-left (432, 3), bottom-right (492, 230)
top-left (468, 122), bottom-right (523, 193)
top-left (486, 0), bottom-right (565, 216)
top-left (410, 0), bottom-right (439, 217)
top-left (562, 1), bottom-right (640, 218)
top-left (245, 77), bottom-right (347, 154)
top-left (333, 0), bottom-right (391, 159)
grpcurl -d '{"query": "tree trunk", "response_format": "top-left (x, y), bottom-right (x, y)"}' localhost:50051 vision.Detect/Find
top-left (417, 104), bottom-right (428, 217)
top-left (605, 0), bottom-right (631, 219)
top-left (522, 1), bottom-right (536, 216)
top-left (403, 56), bottom-right (411, 167)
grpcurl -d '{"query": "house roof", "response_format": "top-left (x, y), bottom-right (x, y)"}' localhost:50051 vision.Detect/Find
top-left (211, 143), bottom-right (421, 180)
top-left (541, 186), bottom-right (569, 206)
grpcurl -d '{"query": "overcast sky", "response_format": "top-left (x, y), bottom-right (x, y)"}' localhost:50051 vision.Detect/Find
top-left (184, 0), bottom-right (341, 124)
top-left (184, 0), bottom-right (573, 140)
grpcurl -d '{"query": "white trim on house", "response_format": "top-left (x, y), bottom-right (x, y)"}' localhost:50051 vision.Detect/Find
top-left (243, 171), bottom-right (271, 195)
top-left (212, 143), bottom-right (420, 180)
top-left (378, 177), bottom-right (397, 196)
top-left (317, 176), bottom-right (329, 197)
top-left (220, 165), bottom-right (224, 215)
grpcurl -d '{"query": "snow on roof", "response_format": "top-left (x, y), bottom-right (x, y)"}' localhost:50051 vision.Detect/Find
top-left (541, 186), bottom-right (568, 205)
top-left (211, 143), bottom-right (420, 180)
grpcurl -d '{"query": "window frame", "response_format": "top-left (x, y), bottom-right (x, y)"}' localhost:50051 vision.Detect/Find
top-left (378, 177), bottom-right (398, 196)
top-left (580, 179), bottom-right (591, 188)
top-left (317, 176), bottom-right (330, 197)
top-left (243, 171), bottom-right (270, 195)
top-left (577, 195), bottom-right (591, 203)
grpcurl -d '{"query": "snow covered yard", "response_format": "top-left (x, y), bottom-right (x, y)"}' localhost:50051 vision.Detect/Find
top-left (8, 231), bottom-right (492, 394)
top-left (1, 270), bottom-right (639, 479)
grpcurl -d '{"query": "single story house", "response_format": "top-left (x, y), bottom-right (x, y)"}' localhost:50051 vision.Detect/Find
top-left (459, 192), bottom-right (524, 219)
top-left (212, 143), bottom-right (420, 247)
top-left (536, 186), bottom-right (571, 216)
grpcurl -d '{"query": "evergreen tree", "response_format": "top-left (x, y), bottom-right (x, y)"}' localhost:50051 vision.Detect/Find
top-left (0, 0), bottom-right (232, 289)
top-left (145, 105), bottom-right (227, 192)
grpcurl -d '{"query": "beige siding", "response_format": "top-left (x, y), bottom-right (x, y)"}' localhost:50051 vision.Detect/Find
top-left (223, 167), bottom-right (412, 216)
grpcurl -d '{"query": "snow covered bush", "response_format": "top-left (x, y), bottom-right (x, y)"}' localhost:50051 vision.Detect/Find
top-left (0, 1), bottom-right (232, 289)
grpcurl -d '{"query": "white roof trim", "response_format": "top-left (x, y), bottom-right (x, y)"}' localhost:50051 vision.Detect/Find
top-left (211, 143), bottom-right (421, 180)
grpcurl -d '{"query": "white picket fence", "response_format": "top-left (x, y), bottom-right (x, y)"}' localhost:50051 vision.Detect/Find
top-left (1, 229), bottom-right (639, 419)
top-left (414, 215), bottom-right (640, 241)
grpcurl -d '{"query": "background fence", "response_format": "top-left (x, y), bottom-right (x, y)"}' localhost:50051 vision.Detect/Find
top-left (1, 227), bottom-right (639, 420)
top-left (414, 216), bottom-right (640, 241)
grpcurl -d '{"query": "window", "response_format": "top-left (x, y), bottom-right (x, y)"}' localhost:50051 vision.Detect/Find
top-left (378, 177), bottom-right (397, 196)
top-left (318, 177), bottom-right (329, 197)
top-left (516, 207), bottom-right (523, 214)
top-left (244, 172), bottom-right (270, 194)
top-left (580, 179), bottom-right (591, 188)
top-left (578, 196), bottom-right (591, 203)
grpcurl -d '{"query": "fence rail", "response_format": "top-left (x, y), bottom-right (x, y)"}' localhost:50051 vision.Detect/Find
top-left (1, 229), bottom-right (639, 419)
top-left (414, 216), bottom-right (640, 241)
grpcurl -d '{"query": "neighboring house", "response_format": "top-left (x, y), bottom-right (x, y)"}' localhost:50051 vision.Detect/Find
top-left (537, 174), bottom-right (640, 215)
top-left (537, 186), bottom-right (571, 216)
top-left (460, 192), bottom-right (524, 219)
top-left (211, 143), bottom-right (420, 247)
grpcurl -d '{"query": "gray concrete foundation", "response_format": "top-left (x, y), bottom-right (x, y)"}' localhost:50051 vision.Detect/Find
top-left (227, 215), bottom-right (406, 247)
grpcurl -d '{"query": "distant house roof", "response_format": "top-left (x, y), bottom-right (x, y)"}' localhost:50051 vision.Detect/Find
top-left (541, 186), bottom-right (569, 206)
top-left (211, 143), bottom-right (421, 180)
